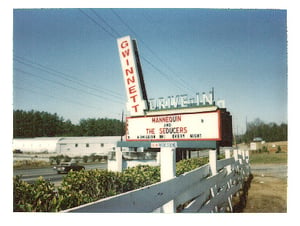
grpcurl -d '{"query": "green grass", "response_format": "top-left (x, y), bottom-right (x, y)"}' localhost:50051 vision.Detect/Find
top-left (249, 152), bottom-right (287, 164)
top-left (13, 160), bottom-right (50, 169)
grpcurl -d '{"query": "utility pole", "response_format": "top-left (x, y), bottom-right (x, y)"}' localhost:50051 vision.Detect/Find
top-left (120, 110), bottom-right (124, 152)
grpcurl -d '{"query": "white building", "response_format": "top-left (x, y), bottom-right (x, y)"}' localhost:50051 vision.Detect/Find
top-left (13, 136), bottom-right (124, 157)
top-left (13, 137), bottom-right (61, 153)
top-left (250, 137), bottom-right (265, 151)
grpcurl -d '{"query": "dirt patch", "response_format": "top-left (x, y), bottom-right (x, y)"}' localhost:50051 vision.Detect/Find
top-left (231, 162), bottom-right (287, 213)
top-left (242, 174), bottom-right (287, 213)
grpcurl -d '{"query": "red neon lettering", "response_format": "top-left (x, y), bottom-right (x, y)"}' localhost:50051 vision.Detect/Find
top-left (120, 40), bottom-right (129, 48)
top-left (146, 128), bottom-right (155, 134)
top-left (180, 127), bottom-right (188, 133)
top-left (132, 104), bottom-right (139, 112)
top-left (122, 49), bottom-right (130, 58)
top-left (159, 127), bottom-right (188, 134)
top-left (130, 94), bottom-right (138, 102)
top-left (125, 67), bottom-right (134, 76)
top-left (129, 85), bottom-right (137, 94)
top-left (127, 76), bottom-right (135, 85)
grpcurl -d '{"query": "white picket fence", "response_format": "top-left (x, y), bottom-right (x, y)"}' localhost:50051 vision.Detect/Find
top-left (63, 148), bottom-right (251, 213)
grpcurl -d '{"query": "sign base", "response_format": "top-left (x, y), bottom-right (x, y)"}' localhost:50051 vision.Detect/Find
top-left (117, 140), bottom-right (218, 149)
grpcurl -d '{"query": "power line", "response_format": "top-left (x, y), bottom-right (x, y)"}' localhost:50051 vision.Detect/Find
top-left (110, 9), bottom-right (196, 94)
top-left (140, 56), bottom-right (186, 91)
top-left (14, 79), bottom-right (123, 120)
top-left (14, 85), bottom-right (103, 112)
top-left (89, 9), bottom-right (121, 38)
top-left (13, 55), bottom-right (124, 100)
top-left (14, 67), bottom-right (125, 105)
top-left (81, 8), bottom-right (195, 95)
top-left (78, 8), bottom-right (118, 39)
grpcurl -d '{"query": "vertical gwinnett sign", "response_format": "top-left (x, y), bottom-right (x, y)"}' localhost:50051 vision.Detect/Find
top-left (117, 36), bottom-right (149, 116)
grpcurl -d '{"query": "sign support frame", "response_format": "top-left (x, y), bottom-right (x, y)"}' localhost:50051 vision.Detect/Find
top-left (160, 145), bottom-right (176, 213)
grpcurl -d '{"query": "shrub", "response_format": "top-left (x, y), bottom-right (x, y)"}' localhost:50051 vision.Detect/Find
top-left (82, 155), bottom-right (89, 163)
top-left (13, 176), bottom-right (62, 212)
top-left (58, 169), bottom-right (120, 210)
top-left (276, 146), bottom-right (282, 153)
top-left (49, 155), bottom-right (72, 165)
top-left (13, 157), bottom-right (208, 212)
top-left (176, 157), bottom-right (208, 176)
top-left (123, 165), bottom-right (160, 188)
top-left (262, 146), bottom-right (269, 153)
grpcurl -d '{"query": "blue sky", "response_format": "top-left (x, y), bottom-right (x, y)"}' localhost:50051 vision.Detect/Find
top-left (13, 8), bottom-right (287, 134)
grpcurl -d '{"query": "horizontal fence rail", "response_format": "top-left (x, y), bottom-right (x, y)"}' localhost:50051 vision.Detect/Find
top-left (63, 148), bottom-right (251, 213)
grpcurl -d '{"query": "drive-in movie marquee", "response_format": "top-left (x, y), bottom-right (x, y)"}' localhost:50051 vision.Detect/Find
top-left (117, 35), bottom-right (232, 147)
top-left (126, 111), bottom-right (221, 141)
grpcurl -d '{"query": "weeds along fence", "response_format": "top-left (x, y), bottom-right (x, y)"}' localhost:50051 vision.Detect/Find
top-left (63, 148), bottom-right (251, 213)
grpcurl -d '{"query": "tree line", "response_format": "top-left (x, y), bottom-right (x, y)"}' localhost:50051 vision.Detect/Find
top-left (236, 118), bottom-right (287, 143)
top-left (13, 110), bottom-right (125, 138)
top-left (14, 110), bottom-right (287, 143)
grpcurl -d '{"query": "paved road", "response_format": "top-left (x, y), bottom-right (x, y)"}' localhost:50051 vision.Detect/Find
top-left (14, 163), bottom-right (108, 184)
top-left (250, 163), bottom-right (287, 178)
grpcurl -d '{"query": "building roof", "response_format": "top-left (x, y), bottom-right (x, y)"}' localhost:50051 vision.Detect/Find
top-left (13, 136), bottom-right (124, 144)
top-left (57, 136), bottom-right (123, 144)
top-left (253, 137), bottom-right (263, 142)
top-left (13, 137), bottom-right (63, 142)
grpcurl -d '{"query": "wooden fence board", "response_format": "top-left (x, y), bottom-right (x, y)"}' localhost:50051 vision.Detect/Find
top-left (63, 149), bottom-right (251, 213)
top-left (181, 190), bottom-right (210, 213)
top-left (216, 157), bottom-right (235, 171)
top-left (65, 164), bottom-right (211, 213)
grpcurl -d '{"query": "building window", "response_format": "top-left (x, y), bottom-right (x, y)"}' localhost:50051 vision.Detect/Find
top-left (75, 144), bottom-right (78, 148)
top-left (101, 143), bottom-right (104, 147)
top-left (86, 143), bottom-right (89, 148)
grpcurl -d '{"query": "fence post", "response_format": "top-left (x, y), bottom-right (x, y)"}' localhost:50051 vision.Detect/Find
top-left (224, 148), bottom-right (232, 174)
top-left (233, 148), bottom-right (238, 161)
top-left (245, 149), bottom-right (249, 164)
top-left (233, 148), bottom-right (239, 183)
top-left (225, 148), bottom-right (233, 212)
top-left (160, 146), bottom-right (176, 213)
top-left (209, 149), bottom-right (218, 212)
top-left (245, 149), bottom-right (251, 175)
top-left (115, 148), bottom-right (123, 172)
top-left (209, 149), bottom-right (217, 176)
top-left (238, 149), bottom-right (243, 164)
top-left (160, 147), bottom-right (176, 181)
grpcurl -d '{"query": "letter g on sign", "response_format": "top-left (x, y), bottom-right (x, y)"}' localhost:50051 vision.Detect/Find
top-left (121, 40), bottom-right (129, 48)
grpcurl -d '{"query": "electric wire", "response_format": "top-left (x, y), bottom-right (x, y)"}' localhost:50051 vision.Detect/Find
top-left (110, 8), bottom-right (196, 94)
top-left (14, 76), bottom-right (123, 119)
top-left (90, 9), bottom-right (122, 38)
top-left (13, 55), bottom-right (124, 100)
top-left (81, 8), bottom-right (195, 95)
top-left (79, 8), bottom-right (118, 39)
top-left (14, 85), bottom-right (103, 112)
top-left (14, 67), bottom-right (125, 105)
